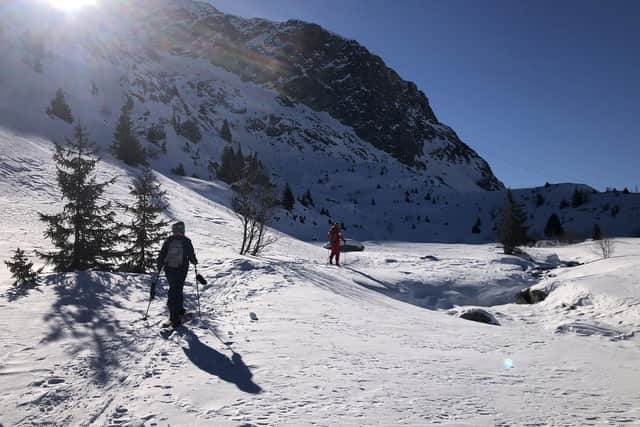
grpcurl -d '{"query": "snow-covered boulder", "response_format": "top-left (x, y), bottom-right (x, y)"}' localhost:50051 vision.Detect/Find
top-left (454, 308), bottom-right (500, 326)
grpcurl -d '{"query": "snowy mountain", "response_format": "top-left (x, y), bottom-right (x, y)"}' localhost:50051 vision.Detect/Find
top-left (1, 0), bottom-right (639, 242)
top-left (1, 130), bottom-right (639, 425)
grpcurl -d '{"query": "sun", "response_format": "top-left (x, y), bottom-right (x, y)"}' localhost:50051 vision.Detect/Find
top-left (46, 0), bottom-right (96, 11)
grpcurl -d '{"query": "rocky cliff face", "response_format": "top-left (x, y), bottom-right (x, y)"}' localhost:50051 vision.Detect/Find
top-left (0, 0), bottom-right (510, 241)
top-left (118, 0), bottom-right (502, 190)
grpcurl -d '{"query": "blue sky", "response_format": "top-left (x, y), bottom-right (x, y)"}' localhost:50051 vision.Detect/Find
top-left (210, 0), bottom-right (639, 190)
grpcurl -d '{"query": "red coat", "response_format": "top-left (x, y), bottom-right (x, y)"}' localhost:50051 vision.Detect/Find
top-left (328, 229), bottom-right (343, 252)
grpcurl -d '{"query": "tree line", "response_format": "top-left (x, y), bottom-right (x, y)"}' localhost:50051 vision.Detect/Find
top-left (6, 125), bottom-right (168, 287)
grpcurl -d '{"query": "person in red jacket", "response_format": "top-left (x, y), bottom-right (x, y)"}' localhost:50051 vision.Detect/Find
top-left (328, 223), bottom-right (346, 266)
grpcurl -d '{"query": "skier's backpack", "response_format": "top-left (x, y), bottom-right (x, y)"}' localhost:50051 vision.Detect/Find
top-left (165, 238), bottom-right (184, 269)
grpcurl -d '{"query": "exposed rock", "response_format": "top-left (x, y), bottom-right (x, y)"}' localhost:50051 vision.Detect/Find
top-left (132, 0), bottom-right (503, 189)
top-left (515, 287), bottom-right (548, 304)
top-left (458, 308), bottom-right (500, 326)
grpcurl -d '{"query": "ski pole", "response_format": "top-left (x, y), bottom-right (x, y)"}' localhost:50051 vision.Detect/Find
top-left (195, 266), bottom-right (202, 319)
top-left (144, 267), bottom-right (163, 320)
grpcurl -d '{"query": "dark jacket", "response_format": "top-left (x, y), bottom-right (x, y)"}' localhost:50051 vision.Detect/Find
top-left (157, 235), bottom-right (198, 279)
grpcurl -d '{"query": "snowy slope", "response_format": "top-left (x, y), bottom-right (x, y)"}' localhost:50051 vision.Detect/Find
top-left (1, 129), bottom-right (639, 426)
top-left (4, 0), bottom-right (638, 243)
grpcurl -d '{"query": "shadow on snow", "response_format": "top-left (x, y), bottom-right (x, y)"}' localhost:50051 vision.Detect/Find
top-left (179, 327), bottom-right (262, 394)
top-left (40, 271), bottom-right (141, 384)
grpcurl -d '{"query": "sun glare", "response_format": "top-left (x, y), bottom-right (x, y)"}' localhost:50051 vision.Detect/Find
top-left (46, 0), bottom-right (96, 11)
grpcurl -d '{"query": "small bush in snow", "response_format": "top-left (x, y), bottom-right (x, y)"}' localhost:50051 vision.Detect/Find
top-left (593, 238), bottom-right (615, 259)
top-left (232, 179), bottom-right (279, 256)
top-left (4, 248), bottom-right (40, 287)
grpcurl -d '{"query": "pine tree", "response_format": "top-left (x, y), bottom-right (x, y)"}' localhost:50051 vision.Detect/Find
top-left (220, 119), bottom-right (232, 143)
top-left (4, 248), bottom-right (39, 287)
top-left (112, 100), bottom-right (145, 165)
top-left (300, 189), bottom-right (314, 207)
top-left (46, 89), bottom-right (74, 123)
top-left (39, 125), bottom-right (123, 272)
top-left (121, 167), bottom-right (169, 273)
top-left (497, 190), bottom-right (528, 255)
top-left (282, 183), bottom-right (295, 211)
top-left (471, 217), bottom-right (481, 234)
top-left (536, 192), bottom-right (545, 207)
top-left (217, 146), bottom-right (236, 184)
top-left (592, 223), bottom-right (602, 241)
top-left (172, 163), bottom-right (186, 176)
top-left (572, 188), bottom-right (586, 208)
top-left (544, 213), bottom-right (564, 239)
top-left (233, 146), bottom-right (245, 182)
top-left (245, 153), bottom-right (270, 187)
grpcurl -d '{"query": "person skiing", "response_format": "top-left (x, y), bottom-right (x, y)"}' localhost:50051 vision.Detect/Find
top-left (156, 221), bottom-right (198, 327)
top-left (328, 222), bottom-right (346, 266)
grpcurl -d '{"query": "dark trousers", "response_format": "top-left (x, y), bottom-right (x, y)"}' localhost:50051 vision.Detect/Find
top-left (166, 270), bottom-right (186, 323)
top-left (329, 249), bottom-right (340, 265)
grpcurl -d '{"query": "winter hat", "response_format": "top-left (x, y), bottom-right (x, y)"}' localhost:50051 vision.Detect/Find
top-left (172, 221), bottom-right (185, 235)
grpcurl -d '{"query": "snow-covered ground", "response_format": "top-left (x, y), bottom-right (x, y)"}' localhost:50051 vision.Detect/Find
top-left (1, 129), bottom-right (639, 426)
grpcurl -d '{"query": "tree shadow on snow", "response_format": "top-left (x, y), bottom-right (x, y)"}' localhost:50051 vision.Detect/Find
top-left (41, 271), bottom-right (139, 384)
top-left (3, 281), bottom-right (42, 302)
top-left (180, 328), bottom-right (262, 394)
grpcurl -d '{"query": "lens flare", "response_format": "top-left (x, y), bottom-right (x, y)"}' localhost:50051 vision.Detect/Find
top-left (46, 0), bottom-right (96, 11)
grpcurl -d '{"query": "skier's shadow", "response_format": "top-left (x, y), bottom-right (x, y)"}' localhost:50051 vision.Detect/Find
top-left (180, 328), bottom-right (262, 394)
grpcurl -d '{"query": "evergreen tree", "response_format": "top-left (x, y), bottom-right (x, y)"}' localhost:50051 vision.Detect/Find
top-left (121, 167), bottom-right (169, 273)
top-left (245, 153), bottom-right (270, 187)
top-left (172, 163), bottom-right (186, 176)
top-left (39, 125), bottom-right (122, 271)
top-left (592, 223), bottom-right (603, 240)
top-left (217, 146), bottom-right (236, 184)
top-left (497, 190), bottom-right (528, 255)
top-left (112, 100), bottom-right (145, 165)
top-left (220, 119), bottom-right (232, 143)
top-left (471, 217), bottom-right (481, 234)
top-left (46, 89), bottom-right (74, 123)
top-left (544, 213), bottom-right (564, 239)
top-left (282, 183), bottom-right (295, 211)
top-left (233, 146), bottom-right (245, 181)
top-left (299, 189), bottom-right (314, 207)
top-left (536, 192), bottom-right (545, 207)
top-left (571, 188), bottom-right (586, 208)
top-left (4, 248), bottom-right (39, 287)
